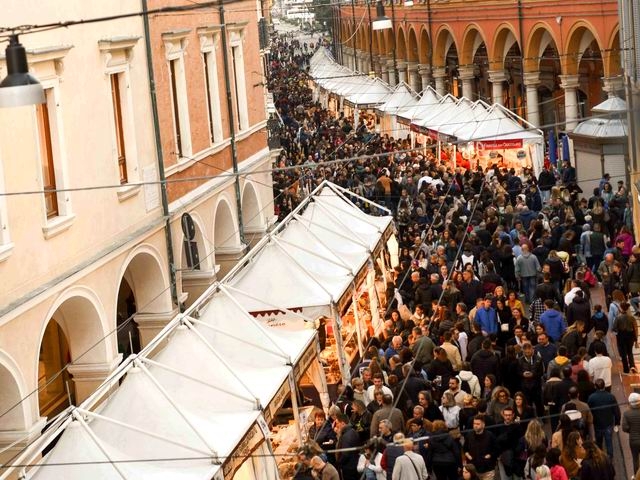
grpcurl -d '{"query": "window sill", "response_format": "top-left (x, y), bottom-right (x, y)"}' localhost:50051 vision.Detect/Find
top-left (0, 242), bottom-right (14, 263)
top-left (42, 214), bottom-right (76, 240)
top-left (117, 184), bottom-right (141, 202)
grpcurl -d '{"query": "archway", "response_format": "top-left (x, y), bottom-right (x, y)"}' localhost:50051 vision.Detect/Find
top-left (407, 27), bottom-right (418, 63)
top-left (434, 28), bottom-right (458, 95)
top-left (418, 28), bottom-right (431, 66)
top-left (115, 278), bottom-right (140, 358)
top-left (492, 25), bottom-right (523, 112)
top-left (38, 320), bottom-right (71, 417)
top-left (0, 355), bottom-right (29, 432)
top-left (38, 294), bottom-right (109, 417)
top-left (242, 182), bottom-right (263, 247)
top-left (566, 24), bottom-right (604, 116)
top-left (214, 198), bottom-right (240, 252)
top-left (526, 25), bottom-right (562, 130)
top-left (460, 26), bottom-right (488, 100)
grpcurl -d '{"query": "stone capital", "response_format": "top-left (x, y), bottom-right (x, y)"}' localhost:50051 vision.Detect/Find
top-left (602, 76), bottom-right (624, 97)
top-left (432, 66), bottom-right (447, 79)
top-left (407, 61), bottom-right (419, 73)
top-left (458, 65), bottom-right (476, 80)
top-left (559, 74), bottom-right (580, 90)
top-left (67, 355), bottom-right (123, 380)
top-left (418, 63), bottom-right (431, 75)
top-left (487, 69), bottom-right (508, 84)
top-left (523, 71), bottom-right (540, 87)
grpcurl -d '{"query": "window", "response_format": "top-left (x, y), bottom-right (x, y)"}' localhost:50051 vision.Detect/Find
top-left (203, 50), bottom-right (223, 144)
top-left (167, 54), bottom-right (192, 158)
top-left (98, 35), bottom-right (141, 196)
top-left (230, 44), bottom-right (249, 131)
top-left (36, 92), bottom-right (58, 218)
top-left (110, 73), bottom-right (128, 184)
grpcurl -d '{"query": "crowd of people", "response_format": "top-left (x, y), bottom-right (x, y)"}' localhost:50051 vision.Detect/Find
top-left (268, 34), bottom-right (639, 480)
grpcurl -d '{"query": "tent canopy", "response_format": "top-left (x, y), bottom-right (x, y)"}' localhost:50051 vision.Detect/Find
top-left (397, 86), bottom-right (442, 124)
top-left (376, 82), bottom-right (418, 115)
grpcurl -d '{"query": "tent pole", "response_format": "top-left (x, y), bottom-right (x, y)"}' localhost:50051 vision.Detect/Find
top-left (351, 291), bottom-right (365, 358)
top-left (331, 302), bottom-right (351, 386)
top-left (288, 372), bottom-right (304, 445)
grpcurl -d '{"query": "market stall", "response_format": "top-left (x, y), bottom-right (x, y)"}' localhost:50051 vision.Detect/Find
top-left (375, 82), bottom-right (418, 138)
top-left (343, 78), bottom-right (392, 129)
top-left (225, 182), bottom-right (393, 392)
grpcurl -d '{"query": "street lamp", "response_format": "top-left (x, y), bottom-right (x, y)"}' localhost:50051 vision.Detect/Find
top-left (0, 34), bottom-right (45, 108)
top-left (372, 1), bottom-right (392, 30)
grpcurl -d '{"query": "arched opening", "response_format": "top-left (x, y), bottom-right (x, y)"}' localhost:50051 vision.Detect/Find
top-left (460, 27), bottom-right (488, 101)
top-left (407, 28), bottom-right (418, 63)
top-left (214, 198), bottom-right (240, 254)
top-left (180, 214), bottom-right (210, 271)
top-left (242, 182), bottom-right (263, 247)
top-left (0, 359), bottom-right (27, 431)
top-left (503, 42), bottom-right (524, 115)
top-left (419, 28), bottom-right (431, 67)
top-left (38, 294), bottom-right (109, 417)
top-left (118, 249), bottom-right (172, 315)
top-left (397, 28), bottom-right (407, 62)
top-left (571, 34), bottom-right (605, 116)
top-left (539, 44), bottom-right (563, 129)
top-left (38, 320), bottom-right (72, 417)
top-left (434, 28), bottom-right (458, 96)
top-left (115, 278), bottom-right (140, 358)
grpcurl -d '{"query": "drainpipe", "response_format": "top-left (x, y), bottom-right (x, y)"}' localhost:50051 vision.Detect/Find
top-left (141, 0), bottom-right (180, 310)
top-left (427, 0), bottom-right (433, 81)
top-left (367, 0), bottom-right (374, 74)
top-left (219, 1), bottom-right (246, 246)
top-left (517, 0), bottom-right (527, 117)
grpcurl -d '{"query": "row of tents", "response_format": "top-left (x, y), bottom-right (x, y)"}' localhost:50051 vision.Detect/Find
top-left (3, 182), bottom-right (393, 480)
top-left (308, 47), bottom-right (545, 175)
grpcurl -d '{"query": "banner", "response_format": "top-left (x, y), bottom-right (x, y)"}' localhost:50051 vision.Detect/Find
top-left (477, 139), bottom-right (523, 150)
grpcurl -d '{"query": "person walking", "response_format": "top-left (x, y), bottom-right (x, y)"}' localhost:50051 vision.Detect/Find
top-left (515, 244), bottom-right (541, 303)
top-left (310, 455), bottom-right (340, 480)
top-left (334, 413), bottom-right (361, 480)
top-left (464, 415), bottom-right (498, 480)
top-left (587, 379), bottom-right (621, 457)
top-left (612, 301), bottom-right (639, 374)
top-left (579, 441), bottom-right (615, 480)
top-left (392, 438), bottom-right (429, 480)
top-left (623, 392), bottom-right (640, 473)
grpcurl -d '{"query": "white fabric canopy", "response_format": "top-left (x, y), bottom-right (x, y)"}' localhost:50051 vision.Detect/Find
top-left (397, 86), bottom-right (442, 124)
top-left (344, 78), bottom-right (392, 108)
top-left (376, 83), bottom-right (418, 115)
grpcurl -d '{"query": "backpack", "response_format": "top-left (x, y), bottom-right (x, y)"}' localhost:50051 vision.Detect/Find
top-left (459, 378), bottom-right (472, 394)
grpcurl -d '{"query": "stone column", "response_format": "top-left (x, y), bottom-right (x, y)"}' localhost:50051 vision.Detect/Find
top-left (523, 72), bottom-right (541, 128)
top-left (67, 355), bottom-right (123, 403)
top-left (387, 59), bottom-right (397, 87)
top-left (343, 47), bottom-right (354, 70)
top-left (418, 64), bottom-right (431, 91)
top-left (380, 55), bottom-right (389, 84)
top-left (488, 69), bottom-right (508, 105)
top-left (397, 61), bottom-right (408, 84)
top-left (459, 66), bottom-right (476, 99)
top-left (560, 74), bottom-right (580, 131)
top-left (433, 67), bottom-right (447, 96)
top-left (602, 76), bottom-right (624, 98)
top-left (134, 308), bottom-right (180, 349)
top-left (407, 62), bottom-right (420, 92)
top-left (372, 55), bottom-right (382, 78)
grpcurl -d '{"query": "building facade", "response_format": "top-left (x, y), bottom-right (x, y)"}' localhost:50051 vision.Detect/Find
top-left (336, 0), bottom-right (621, 132)
top-left (0, 0), bottom-right (274, 463)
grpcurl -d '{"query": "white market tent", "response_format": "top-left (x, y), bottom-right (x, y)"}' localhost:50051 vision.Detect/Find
top-left (343, 78), bottom-right (392, 108)
top-left (396, 86), bottom-right (442, 126)
top-left (5, 181), bottom-right (393, 480)
top-left (410, 95), bottom-right (545, 175)
top-left (8, 285), bottom-right (323, 480)
top-left (225, 182), bottom-right (393, 383)
top-left (375, 82), bottom-right (419, 138)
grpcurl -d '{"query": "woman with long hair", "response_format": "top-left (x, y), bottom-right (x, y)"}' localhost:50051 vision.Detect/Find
top-left (524, 418), bottom-right (547, 451)
top-left (462, 463), bottom-right (480, 480)
top-left (579, 441), bottom-right (615, 480)
top-left (482, 374), bottom-right (497, 401)
top-left (560, 431), bottom-right (586, 479)
top-left (516, 420), bottom-right (547, 478)
top-left (551, 414), bottom-right (574, 451)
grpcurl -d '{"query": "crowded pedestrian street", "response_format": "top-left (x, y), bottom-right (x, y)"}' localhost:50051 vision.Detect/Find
top-left (267, 31), bottom-right (640, 480)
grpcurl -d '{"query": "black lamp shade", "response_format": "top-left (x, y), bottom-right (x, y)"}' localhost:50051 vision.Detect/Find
top-left (0, 35), bottom-right (45, 108)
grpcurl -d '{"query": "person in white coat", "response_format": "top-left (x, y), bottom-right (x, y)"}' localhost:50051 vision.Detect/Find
top-left (392, 439), bottom-right (429, 480)
top-left (357, 439), bottom-right (386, 480)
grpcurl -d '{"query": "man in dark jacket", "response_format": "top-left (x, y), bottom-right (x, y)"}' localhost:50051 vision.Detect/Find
top-left (470, 339), bottom-right (500, 385)
top-left (518, 343), bottom-right (544, 415)
top-left (334, 413), bottom-right (361, 479)
top-left (566, 291), bottom-right (591, 328)
top-left (464, 415), bottom-right (498, 476)
top-left (538, 164), bottom-right (556, 202)
top-left (459, 271), bottom-right (483, 310)
top-left (588, 379), bottom-right (621, 457)
top-left (494, 406), bottom-right (521, 479)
